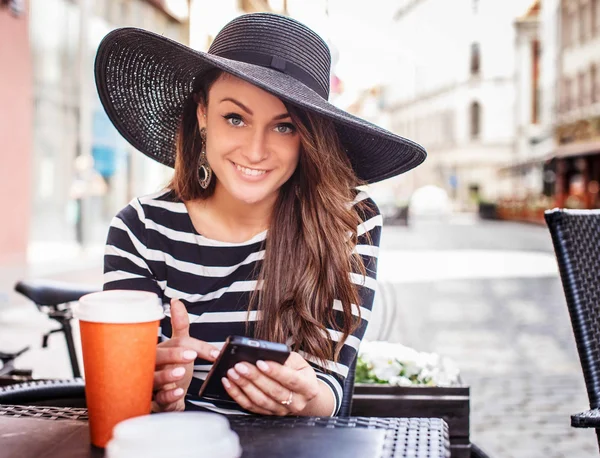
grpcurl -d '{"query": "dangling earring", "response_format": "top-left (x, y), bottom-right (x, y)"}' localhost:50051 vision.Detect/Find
top-left (198, 127), bottom-right (212, 189)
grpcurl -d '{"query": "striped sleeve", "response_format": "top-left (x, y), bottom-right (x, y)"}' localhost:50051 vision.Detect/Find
top-left (301, 191), bottom-right (382, 416)
top-left (103, 198), bottom-right (163, 297)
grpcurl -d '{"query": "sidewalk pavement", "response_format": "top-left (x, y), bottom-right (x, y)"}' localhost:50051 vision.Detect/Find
top-left (0, 241), bottom-right (104, 379)
top-left (370, 219), bottom-right (598, 458)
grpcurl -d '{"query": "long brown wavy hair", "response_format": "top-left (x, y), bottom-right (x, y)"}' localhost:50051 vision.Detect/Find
top-left (170, 69), bottom-right (370, 363)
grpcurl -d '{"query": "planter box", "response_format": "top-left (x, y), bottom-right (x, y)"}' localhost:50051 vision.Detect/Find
top-left (478, 202), bottom-right (497, 220)
top-left (351, 384), bottom-right (470, 458)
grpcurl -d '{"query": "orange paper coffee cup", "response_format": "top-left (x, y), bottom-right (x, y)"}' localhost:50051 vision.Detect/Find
top-left (76, 290), bottom-right (164, 448)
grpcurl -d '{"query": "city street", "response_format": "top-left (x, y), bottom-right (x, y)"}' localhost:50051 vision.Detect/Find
top-left (368, 215), bottom-right (597, 458)
top-left (2, 1), bottom-right (598, 457)
top-left (0, 215), bottom-right (597, 457)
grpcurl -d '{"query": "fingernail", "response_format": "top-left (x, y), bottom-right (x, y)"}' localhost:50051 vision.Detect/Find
top-left (183, 350), bottom-right (197, 361)
top-left (256, 360), bottom-right (269, 372)
top-left (222, 377), bottom-right (231, 388)
top-left (228, 368), bottom-right (240, 380)
top-left (235, 363), bottom-right (249, 374)
top-left (172, 367), bottom-right (186, 377)
top-left (173, 388), bottom-right (184, 397)
top-left (210, 350), bottom-right (220, 359)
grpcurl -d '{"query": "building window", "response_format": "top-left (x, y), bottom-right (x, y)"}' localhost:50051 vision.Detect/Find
top-left (470, 101), bottom-right (481, 139)
top-left (565, 78), bottom-right (573, 111)
top-left (562, 6), bottom-right (569, 48)
top-left (585, 1), bottom-right (593, 41)
top-left (561, 7), bottom-right (571, 49)
top-left (532, 40), bottom-right (540, 124)
top-left (470, 42), bottom-right (480, 76)
top-left (579, 2), bottom-right (587, 43)
top-left (593, 0), bottom-right (599, 37)
top-left (559, 78), bottom-right (565, 113)
top-left (592, 64), bottom-right (598, 104)
top-left (571, 9), bottom-right (579, 46)
top-left (558, 79), bottom-right (564, 113)
top-left (578, 71), bottom-right (586, 107)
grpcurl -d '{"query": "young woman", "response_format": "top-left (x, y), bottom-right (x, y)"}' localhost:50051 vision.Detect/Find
top-left (95, 12), bottom-right (426, 417)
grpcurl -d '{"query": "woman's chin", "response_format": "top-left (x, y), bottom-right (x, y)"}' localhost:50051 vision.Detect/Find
top-left (229, 186), bottom-right (275, 206)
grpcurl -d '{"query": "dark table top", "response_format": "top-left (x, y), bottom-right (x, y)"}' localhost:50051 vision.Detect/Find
top-left (0, 405), bottom-right (451, 458)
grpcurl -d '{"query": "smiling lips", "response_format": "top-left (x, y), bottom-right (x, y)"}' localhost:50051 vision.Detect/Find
top-left (232, 161), bottom-right (270, 180)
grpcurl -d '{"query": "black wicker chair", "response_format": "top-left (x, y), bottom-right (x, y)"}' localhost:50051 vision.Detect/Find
top-left (338, 356), bottom-right (356, 417)
top-left (0, 379), bottom-right (86, 408)
top-left (546, 208), bottom-right (600, 449)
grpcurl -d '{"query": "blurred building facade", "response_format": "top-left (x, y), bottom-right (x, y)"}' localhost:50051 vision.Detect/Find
top-left (382, 0), bottom-right (533, 210)
top-left (512, 0), bottom-right (544, 188)
top-left (497, 0), bottom-right (558, 222)
top-left (497, 0), bottom-right (600, 222)
top-left (552, 0), bottom-right (600, 209)
top-left (23, 0), bottom-right (189, 258)
top-left (0, 0), bottom-right (32, 264)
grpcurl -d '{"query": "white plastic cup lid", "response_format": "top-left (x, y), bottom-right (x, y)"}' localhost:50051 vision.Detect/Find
top-left (75, 290), bottom-right (164, 324)
top-left (106, 412), bottom-right (242, 458)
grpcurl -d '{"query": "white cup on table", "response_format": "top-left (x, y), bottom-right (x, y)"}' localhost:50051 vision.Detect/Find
top-left (105, 412), bottom-right (242, 458)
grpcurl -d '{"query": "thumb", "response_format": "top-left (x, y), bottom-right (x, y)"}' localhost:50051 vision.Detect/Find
top-left (170, 299), bottom-right (190, 338)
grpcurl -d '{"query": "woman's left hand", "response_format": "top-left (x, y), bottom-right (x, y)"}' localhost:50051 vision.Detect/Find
top-left (221, 351), bottom-right (320, 416)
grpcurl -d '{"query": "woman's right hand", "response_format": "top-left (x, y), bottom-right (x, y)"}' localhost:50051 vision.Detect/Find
top-left (152, 299), bottom-right (221, 412)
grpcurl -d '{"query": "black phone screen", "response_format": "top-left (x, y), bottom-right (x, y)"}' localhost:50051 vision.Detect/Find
top-left (197, 336), bottom-right (290, 404)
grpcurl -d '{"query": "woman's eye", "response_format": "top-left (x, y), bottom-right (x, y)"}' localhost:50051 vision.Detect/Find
top-left (223, 114), bottom-right (245, 127)
top-left (275, 124), bottom-right (295, 134)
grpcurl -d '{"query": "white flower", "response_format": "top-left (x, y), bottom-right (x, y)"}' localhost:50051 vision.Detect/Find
top-left (372, 362), bottom-right (401, 382)
top-left (357, 340), bottom-right (460, 387)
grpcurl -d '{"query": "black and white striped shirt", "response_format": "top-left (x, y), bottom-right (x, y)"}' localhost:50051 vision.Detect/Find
top-left (103, 188), bottom-right (381, 415)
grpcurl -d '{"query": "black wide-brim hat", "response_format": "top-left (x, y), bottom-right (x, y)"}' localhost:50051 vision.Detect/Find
top-left (94, 12), bottom-right (426, 184)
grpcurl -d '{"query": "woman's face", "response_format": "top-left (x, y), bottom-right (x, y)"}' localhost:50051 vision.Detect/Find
top-left (197, 74), bottom-right (301, 206)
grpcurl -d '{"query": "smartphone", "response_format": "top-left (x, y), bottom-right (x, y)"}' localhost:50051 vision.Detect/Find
top-left (198, 335), bottom-right (291, 404)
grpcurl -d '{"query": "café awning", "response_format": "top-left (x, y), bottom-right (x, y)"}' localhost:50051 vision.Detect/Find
top-left (551, 140), bottom-right (600, 159)
top-left (497, 156), bottom-right (550, 175)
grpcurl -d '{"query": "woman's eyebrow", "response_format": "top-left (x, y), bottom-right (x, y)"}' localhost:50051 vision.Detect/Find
top-left (220, 97), bottom-right (291, 121)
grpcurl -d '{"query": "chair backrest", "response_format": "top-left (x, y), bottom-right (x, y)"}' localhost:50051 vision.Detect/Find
top-left (338, 355), bottom-right (357, 417)
top-left (0, 379), bottom-right (86, 408)
top-left (546, 209), bottom-right (600, 409)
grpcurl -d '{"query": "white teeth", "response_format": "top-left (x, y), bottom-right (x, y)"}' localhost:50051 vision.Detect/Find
top-left (236, 164), bottom-right (266, 176)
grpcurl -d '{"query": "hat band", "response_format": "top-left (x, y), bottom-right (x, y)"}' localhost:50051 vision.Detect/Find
top-left (217, 50), bottom-right (328, 99)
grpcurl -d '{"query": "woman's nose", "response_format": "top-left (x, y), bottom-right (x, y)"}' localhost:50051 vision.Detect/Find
top-left (242, 130), bottom-right (268, 164)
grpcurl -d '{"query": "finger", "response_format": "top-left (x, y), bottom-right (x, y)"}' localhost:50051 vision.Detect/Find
top-left (156, 346), bottom-right (198, 367)
top-left (227, 369), bottom-right (288, 415)
top-left (232, 363), bottom-right (289, 405)
top-left (153, 366), bottom-right (186, 390)
top-left (152, 399), bottom-right (182, 413)
top-left (179, 337), bottom-right (221, 362)
top-left (221, 377), bottom-right (272, 416)
top-left (170, 299), bottom-right (190, 339)
top-left (283, 352), bottom-right (309, 370)
top-left (256, 360), bottom-right (307, 395)
top-left (154, 386), bottom-right (186, 406)
top-left (162, 382), bottom-right (177, 392)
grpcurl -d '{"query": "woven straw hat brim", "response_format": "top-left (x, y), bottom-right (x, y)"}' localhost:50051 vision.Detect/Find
top-left (95, 28), bottom-right (426, 184)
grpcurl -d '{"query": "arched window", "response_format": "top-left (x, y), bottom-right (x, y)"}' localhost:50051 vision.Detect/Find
top-left (470, 42), bottom-right (480, 75)
top-left (470, 101), bottom-right (481, 139)
top-left (592, 0), bottom-right (599, 37)
top-left (561, 6), bottom-right (570, 48)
